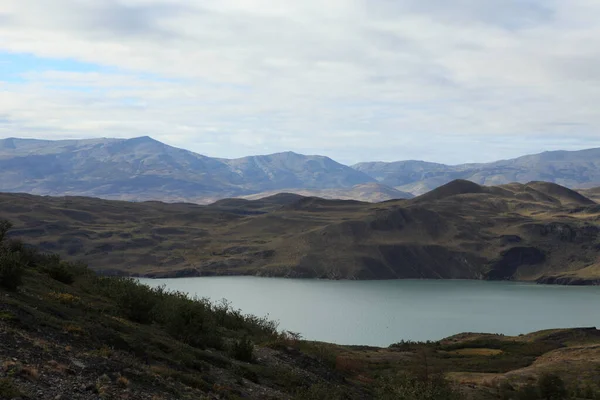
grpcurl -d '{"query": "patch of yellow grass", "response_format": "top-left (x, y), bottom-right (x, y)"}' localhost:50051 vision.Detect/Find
top-left (449, 348), bottom-right (503, 356)
top-left (116, 375), bottom-right (130, 388)
top-left (47, 292), bottom-right (80, 304)
top-left (63, 324), bottom-right (85, 335)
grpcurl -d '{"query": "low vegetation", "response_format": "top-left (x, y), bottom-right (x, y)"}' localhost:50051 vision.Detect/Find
top-left (1, 219), bottom-right (600, 399)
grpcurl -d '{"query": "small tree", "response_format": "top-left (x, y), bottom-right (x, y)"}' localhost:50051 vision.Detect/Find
top-left (230, 336), bottom-right (255, 362)
top-left (0, 220), bottom-right (12, 243)
top-left (0, 251), bottom-right (26, 291)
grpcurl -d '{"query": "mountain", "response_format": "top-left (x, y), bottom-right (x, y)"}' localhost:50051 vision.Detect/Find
top-left (240, 183), bottom-right (414, 202)
top-left (4, 136), bottom-right (600, 203)
top-left (353, 148), bottom-right (600, 195)
top-left (0, 137), bottom-right (374, 203)
top-left (3, 180), bottom-right (599, 284)
top-left (220, 152), bottom-right (374, 191)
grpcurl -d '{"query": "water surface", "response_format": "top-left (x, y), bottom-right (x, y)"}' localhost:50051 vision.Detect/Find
top-left (138, 277), bottom-right (600, 346)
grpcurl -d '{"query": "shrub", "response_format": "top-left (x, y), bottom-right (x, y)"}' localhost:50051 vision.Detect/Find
top-left (43, 261), bottom-right (76, 284)
top-left (155, 294), bottom-right (223, 349)
top-left (538, 374), bottom-right (567, 400)
top-left (230, 336), bottom-right (255, 362)
top-left (99, 277), bottom-right (160, 324)
top-left (0, 250), bottom-right (26, 291)
top-left (92, 277), bottom-right (278, 350)
top-left (0, 220), bottom-right (12, 243)
top-left (39, 255), bottom-right (88, 285)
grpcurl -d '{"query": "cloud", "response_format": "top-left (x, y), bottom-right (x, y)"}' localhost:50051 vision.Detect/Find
top-left (1, 0), bottom-right (600, 164)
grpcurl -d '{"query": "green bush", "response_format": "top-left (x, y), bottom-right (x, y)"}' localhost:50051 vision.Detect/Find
top-left (0, 250), bottom-right (26, 291)
top-left (0, 220), bottom-right (12, 243)
top-left (106, 278), bottom-right (160, 324)
top-left (44, 262), bottom-right (75, 284)
top-left (230, 336), bottom-right (255, 362)
top-left (91, 276), bottom-right (279, 351)
top-left (155, 293), bottom-right (223, 349)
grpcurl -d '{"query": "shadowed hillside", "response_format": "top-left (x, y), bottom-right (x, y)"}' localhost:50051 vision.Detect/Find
top-left (1, 180), bottom-right (600, 284)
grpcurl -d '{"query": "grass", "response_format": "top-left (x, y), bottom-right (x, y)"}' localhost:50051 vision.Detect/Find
top-left (448, 348), bottom-right (504, 356)
top-left (2, 182), bottom-right (600, 283)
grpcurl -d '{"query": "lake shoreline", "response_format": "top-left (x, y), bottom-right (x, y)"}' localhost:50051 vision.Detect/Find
top-left (138, 276), bottom-right (600, 346)
top-left (113, 267), bottom-right (600, 286)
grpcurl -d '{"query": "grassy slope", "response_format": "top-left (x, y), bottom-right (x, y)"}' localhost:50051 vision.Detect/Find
top-left (2, 260), bottom-right (600, 399)
top-left (0, 252), bottom-right (364, 399)
top-left (1, 180), bottom-right (600, 283)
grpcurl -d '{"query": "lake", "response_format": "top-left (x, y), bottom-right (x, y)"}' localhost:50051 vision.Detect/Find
top-left (138, 277), bottom-right (600, 347)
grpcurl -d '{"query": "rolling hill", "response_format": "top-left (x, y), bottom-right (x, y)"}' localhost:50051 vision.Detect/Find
top-left (2, 180), bottom-right (600, 284)
top-left (240, 183), bottom-right (414, 202)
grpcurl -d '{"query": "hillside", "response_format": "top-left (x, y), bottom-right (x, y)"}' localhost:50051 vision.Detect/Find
top-left (354, 148), bottom-right (600, 195)
top-left (2, 225), bottom-right (600, 399)
top-left (579, 186), bottom-right (600, 203)
top-left (2, 180), bottom-right (600, 284)
top-left (240, 183), bottom-right (414, 202)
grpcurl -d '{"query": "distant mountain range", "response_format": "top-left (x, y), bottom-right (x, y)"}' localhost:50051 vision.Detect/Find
top-left (1, 136), bottom-right (600, 203)
top-left (354, 148), bottom-right (600, 195)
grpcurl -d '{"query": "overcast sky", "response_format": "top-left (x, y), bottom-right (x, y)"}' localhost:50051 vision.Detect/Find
top-left (1, 0), bottom-right (600, 165)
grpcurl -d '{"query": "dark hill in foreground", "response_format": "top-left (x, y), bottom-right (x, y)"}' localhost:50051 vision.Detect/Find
top-left (1, 180), bottom-right (600, 284)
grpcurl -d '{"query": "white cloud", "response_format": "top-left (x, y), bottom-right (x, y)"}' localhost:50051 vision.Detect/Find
top-left (1, 0), bottom-right (600, 164)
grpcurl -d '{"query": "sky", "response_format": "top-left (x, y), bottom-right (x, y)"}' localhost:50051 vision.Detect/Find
top-left (1, 0), bottom-right (600, 165)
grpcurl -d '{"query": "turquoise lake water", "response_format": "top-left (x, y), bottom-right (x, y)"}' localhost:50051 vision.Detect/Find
top-left (138, 277), bottom-right (600, 346)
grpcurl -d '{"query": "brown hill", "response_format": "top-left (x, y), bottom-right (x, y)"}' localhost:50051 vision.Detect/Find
top-left (240, 183), bottom-right (414, 203)
top-left (410, 179), bottom-right (487, 203)
top-left (1, 180), bottom-right (599, 284)
top-left (578, 186), bottom-right (600, 203)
